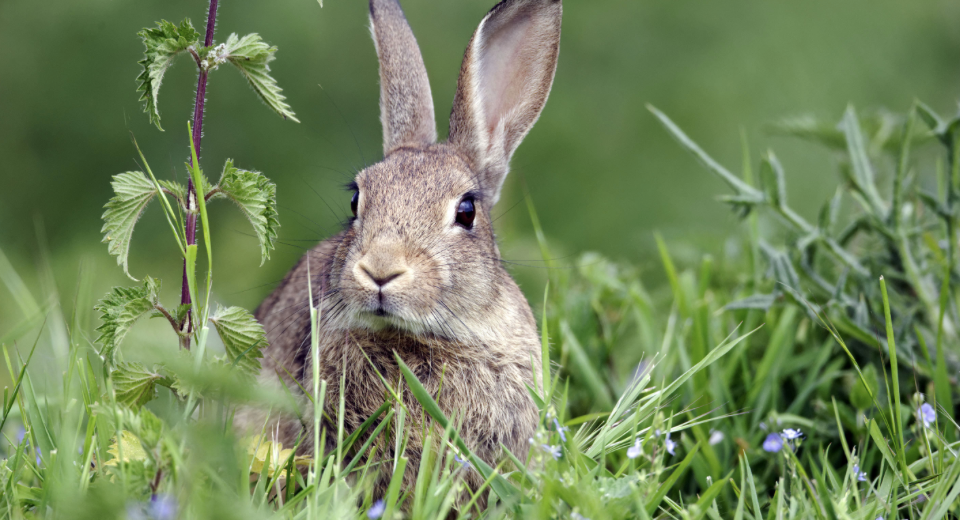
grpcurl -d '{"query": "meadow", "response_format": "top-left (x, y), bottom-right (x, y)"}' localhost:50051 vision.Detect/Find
top-left (2, 0), bottom-right (960, 519)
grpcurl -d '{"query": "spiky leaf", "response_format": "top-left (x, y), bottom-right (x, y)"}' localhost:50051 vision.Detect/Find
top-left (209, 160), bottom-right (280, 264)
top-left (221, 33), bottom-right (299, 122)
top-left (113, 362), bottom-right (164, 408)
top-left (94, 277), bottom-right (162, 363)
top-left (209, 305), bottom-right (266, 378)
top-left (101, 172), bottom-right (159, 279)
top-left (136, 19), bottom-right (201, 130)
top-left (104, 430), bottom-right (148, 466)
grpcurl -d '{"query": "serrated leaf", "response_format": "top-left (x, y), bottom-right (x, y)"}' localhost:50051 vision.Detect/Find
top-left (221, 33), bottom-right (299, 122)
top-left (94, 277), bottom-right (161, 364)
top-left (113, 362), bottom-right (164, 408)
top-left (158, 179), bottom-right (187, 207)
top-left (840, 106), bottom-right (887, 217)
top-left (209, 160), bottom-right (280, 264)
top-left (759, 153), bottom-right (786, 208)
top-left (209, 305), bottom-right (266, 378)
top-left (136, 19), bottom-right (201, 130)
top-left (104, 430), bottom-right (149, 466)
top-left (101, 172), bottom-right (159, 279)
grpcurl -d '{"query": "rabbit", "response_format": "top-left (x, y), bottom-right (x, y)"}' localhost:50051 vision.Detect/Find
top-left (239, 0), bottom-right (562, 505)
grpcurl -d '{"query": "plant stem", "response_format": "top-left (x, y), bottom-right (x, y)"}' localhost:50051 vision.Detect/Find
top-left (180, 0), bottom-right (219, 350)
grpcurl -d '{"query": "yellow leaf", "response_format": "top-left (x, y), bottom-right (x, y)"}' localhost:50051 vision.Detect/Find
top-left (104, 430), bottom-right (148, 466)
top-left (244, 436), bottom-right (310, 478)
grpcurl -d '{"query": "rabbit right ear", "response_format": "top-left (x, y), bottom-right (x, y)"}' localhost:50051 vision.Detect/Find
top-left (370, 0), bottom-right (437, 155)
top-left (448, 0), bottom-right (562, 205)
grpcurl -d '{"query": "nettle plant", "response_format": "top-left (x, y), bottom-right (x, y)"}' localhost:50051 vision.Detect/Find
top-left (97, 1), bottom-right (294, 408)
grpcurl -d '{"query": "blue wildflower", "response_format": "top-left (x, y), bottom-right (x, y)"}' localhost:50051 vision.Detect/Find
top-left (917, 403), bottom-right (936, 429)
top-left (541, 444), bottom-right (562, 460)
top-left (664, 435), bottom-right (676, 456)
top-left (453, 453), bottom-right (471, 469)
top-left (762, 433), bottom-right (783, 453)
top-left (553, 418), bottom-right (569, 442)
top-left (626, 437), bottom-right (643, 459)
top-left (368, 499), bottom-right (386, 519)
top-left (852, 464), bottom-right (868, 482)
top-left (149, 494), bottom-right (177, 520)
top-left (781, 428), bottom-right (803, 441)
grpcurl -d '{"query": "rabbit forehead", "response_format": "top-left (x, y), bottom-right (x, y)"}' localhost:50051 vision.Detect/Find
top-left (356, 147), bottom-right (478, 214)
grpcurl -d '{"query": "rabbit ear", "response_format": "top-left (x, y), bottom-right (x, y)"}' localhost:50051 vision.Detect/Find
top-left (448, 0), bottom-right (562, 204)
top-left (369, 0), bottom-right (437, 154)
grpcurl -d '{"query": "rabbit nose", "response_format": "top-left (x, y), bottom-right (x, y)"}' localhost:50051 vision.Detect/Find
top-left (355, 251), bottom-right (409, 289)
top-left (360, 266), bottom-right (406, 288)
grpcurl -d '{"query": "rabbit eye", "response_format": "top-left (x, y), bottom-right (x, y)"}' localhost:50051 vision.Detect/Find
top-left (456, 197), bottom-right (476, 229)
top-left (350, 192), bottom-right (359, 216)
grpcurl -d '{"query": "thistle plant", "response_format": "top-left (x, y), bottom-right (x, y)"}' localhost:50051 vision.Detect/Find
top-left (97, 0), bottom-right (293, 406)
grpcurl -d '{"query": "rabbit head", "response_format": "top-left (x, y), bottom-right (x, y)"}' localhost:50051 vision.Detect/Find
top-left (325, 0), bottom-right (562, 343)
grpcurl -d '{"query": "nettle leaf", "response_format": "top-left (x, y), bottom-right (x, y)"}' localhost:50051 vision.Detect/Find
top-left (158, 179), bottom-right (187, 207)
top-left (209, 305), bottom-right (267, 378)
top-left (221, 33), bottom-right (299, 122)
top-left (113, 362), bottom-right (164, 408)
top-left (209, 160), bottom-right (280, 264)
top-left (137, 19), bottom-right (201, 130)
top-left (94, 277), bottom-right (162, 364)
top-left (101, 172), bottom-right (159, 279)
top-left (104, 430), bottom-right (149, 466)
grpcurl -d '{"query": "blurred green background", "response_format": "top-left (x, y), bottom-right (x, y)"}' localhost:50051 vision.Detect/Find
top-left (2, 0), bottom-right (960, 354)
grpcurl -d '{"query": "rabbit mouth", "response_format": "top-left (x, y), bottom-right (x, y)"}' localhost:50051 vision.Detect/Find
top-left (356, 308), bottom-right (420, 334)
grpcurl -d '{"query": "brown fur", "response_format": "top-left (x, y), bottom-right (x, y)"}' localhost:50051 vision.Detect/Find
top-left (238, 0), bottom-right (562, 507)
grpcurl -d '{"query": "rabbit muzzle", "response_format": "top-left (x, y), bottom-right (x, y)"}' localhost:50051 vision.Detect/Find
top-left (342, 235), bottom-right (445, 333)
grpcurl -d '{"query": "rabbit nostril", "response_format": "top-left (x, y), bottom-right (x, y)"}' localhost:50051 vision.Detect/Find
top-left (361, 266), bottom-right (406, 288)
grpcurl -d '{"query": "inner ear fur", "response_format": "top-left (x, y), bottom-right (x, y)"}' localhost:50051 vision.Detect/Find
top-left (370, 0), bottom-right (437, 155)
top-left (448, 0), bottom-right (562, 204)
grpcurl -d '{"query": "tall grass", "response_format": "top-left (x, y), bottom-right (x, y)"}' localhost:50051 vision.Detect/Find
top-left (3, 91), bottom-right (960, 520)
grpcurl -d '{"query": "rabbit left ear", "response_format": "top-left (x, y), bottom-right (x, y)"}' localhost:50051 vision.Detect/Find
top-left (370, 0), bottom-right (437, 155)
top-left (448, 0), bottom-right (562, 205)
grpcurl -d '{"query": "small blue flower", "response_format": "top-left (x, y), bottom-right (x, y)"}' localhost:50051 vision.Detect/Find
top-left (453, 453), bottom-right (471, 469)
top-left (15, 427), bottom-right (26, 444)
top-left (553, 418), bottom-right (569, 443)
top-left (664, 435), bottom-right (676, 456)
top-left (626, 437), bottom-right (643, 459)
top-left (917, 403), bottom-right (936, 429)
top-left (541, 444), bottom-right (562, 460)
top-left (852, 464), bottom-right (867, 482)
top-left (367, 499), bottom-right (386, 519)
top-left (149, 494), bottom-right (177, 520)
top-left (762, 433), bottom-right (783, 453)
top-left (781, 428), bottom-right (803, 441)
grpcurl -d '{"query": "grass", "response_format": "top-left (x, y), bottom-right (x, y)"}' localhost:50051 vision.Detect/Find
top-left (2, 101), bottom-right (960, 519)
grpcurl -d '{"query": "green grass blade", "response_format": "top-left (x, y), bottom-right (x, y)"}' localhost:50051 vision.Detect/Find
top-left (646, 442), bottom-right (701, 516)
top-left (394, 352), bottom-right (520, 503)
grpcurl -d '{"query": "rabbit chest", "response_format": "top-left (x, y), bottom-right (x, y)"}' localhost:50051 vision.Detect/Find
top-left (308, 326), bottom-right (540, 474)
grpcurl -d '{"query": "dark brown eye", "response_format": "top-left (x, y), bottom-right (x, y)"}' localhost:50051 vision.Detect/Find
top-left (456, 197), bottom-right (475, 228)
top-left (350, 192), bottom-right (359, 216)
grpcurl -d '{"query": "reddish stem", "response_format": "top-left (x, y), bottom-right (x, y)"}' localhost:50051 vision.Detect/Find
top-left (180, 0), bottom-right (219, 350)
